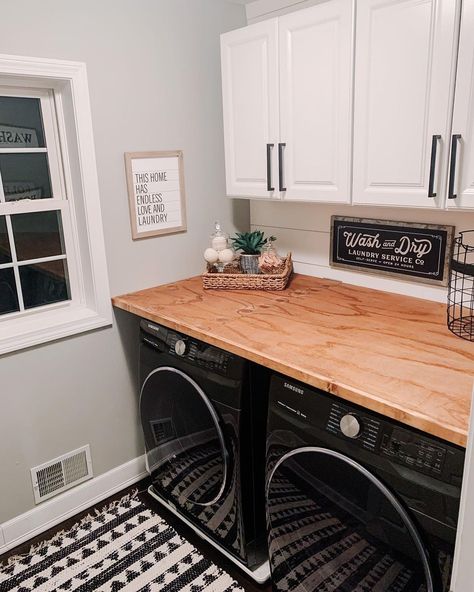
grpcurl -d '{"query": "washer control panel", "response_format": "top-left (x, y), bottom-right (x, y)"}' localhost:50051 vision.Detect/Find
top-left (326, 401), bottom-right (449, 479)
top-left (270, 374), bottom-right (464, 487)
top-left (174, 340), bottom-right (187, 356)
top-left (340, 414), bottom-right (362, 438)
top-left (326, 403), bottom-right (381, 452)
top-left (380, 428), bottom-right (447, 477)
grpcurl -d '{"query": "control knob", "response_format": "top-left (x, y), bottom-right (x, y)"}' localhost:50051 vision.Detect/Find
top-left (340, 414), bottom-right (361, 439)
top-left (174, 340), bottom-right (187, 356)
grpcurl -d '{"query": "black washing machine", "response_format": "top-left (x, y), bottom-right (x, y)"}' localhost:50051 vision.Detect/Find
top-left (266, 374), bottom-right (465, 592)
top-left (139, 319), bottom-right (270, 582)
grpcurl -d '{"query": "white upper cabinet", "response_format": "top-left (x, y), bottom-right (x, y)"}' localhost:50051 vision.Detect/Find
top-left (449, 0), bottom-right (474, 210)
top-left (221, 19), bottom-right (279, 199)
top-left (221, 0), bottom-right (474, 209)
top-left (220, 1), bottom-right (353, 202)
top-left (353, 0), bottom-right (459, 208)
top-left (279, 1), bottom-right (353, 202)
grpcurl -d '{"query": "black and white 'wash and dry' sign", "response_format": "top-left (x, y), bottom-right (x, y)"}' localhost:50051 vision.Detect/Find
top-left (330, 217), bottom-right (454, 286)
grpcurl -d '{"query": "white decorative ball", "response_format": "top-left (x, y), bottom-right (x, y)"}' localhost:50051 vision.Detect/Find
top-left (204, 248), bottom-right (219, 263)
top-left (218, 248), bottom-right (234, 264)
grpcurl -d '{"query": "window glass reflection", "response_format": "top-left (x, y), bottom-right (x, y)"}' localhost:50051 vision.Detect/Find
top-left (12, 211), bottom-right (65, 261)
top-left (0, 96), bottom-right (46, 148)
top-left (19, 259), bottom-right (70, 309)
top-left (0, 153), bottom-right (52, 201)
top-left (0, 268), bottom-right (19, 315)
top-left (0, 216), bottom-right (11, 264)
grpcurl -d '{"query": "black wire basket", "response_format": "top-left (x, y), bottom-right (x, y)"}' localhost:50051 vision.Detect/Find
top-left (447, 230), bottom-right (474, 341)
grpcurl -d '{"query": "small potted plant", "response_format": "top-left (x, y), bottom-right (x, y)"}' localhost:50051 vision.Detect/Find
top-left (231, 230), bottom-right (276, 274)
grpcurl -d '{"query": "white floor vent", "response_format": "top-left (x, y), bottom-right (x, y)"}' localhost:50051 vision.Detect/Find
top-left (31, 445), bottom-right (93, 504)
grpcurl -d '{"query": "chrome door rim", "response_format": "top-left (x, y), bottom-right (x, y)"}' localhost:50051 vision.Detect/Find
top-left (140, 366), bottom-right (229, 507)
top-left (267, 446), bottom-right (434, 592)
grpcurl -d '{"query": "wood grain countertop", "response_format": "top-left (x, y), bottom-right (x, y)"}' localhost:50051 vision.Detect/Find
top-left (112, 274), bottom-right (474, 447)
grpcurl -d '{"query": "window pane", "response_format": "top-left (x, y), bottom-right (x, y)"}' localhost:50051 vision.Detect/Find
top-left (12, 211), bottom-right (65, 261)
top-left (0, 153), bottom-right (52, 201)
top-left (0, 96), bottom-right (45, 148)
top-left (0, 216), bottom-right (11, 264)
top-left (0, 268), bottom-right (19, 315)
top-left (20, 260), bottom-right (70, 309)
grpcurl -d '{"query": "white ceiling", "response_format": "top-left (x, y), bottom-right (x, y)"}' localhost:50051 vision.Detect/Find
top-left (223, 0), bottom-right (254, 4)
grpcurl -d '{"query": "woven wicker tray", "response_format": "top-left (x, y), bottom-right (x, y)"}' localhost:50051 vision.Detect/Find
top-left (202, 253), bottom-right (293, 290)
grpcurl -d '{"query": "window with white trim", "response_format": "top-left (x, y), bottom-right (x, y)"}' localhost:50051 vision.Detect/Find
top-left (0, 88), bottom-right (76, 315)
top-left (0, 55), bottom-right (111, 355)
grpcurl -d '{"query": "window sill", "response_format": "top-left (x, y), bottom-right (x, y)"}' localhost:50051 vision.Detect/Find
top-left (0, 303), bottom-right (112, 355)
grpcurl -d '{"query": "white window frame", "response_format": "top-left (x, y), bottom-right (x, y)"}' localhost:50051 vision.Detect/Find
top-left (0, 87), bottom-right (80, 315)
top-left (0, 54), bottom-right (112, 355)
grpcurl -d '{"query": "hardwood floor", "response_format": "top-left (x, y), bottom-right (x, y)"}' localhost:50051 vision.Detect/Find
top-left (0, 478), bottom-right (272, 592)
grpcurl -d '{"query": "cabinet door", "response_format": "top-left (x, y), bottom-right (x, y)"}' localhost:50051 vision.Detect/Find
top-left (448, 0), bottom-right (474, 210)
top-left (278, 1), bottom-right (353, 203)
top-left (221, 20), bottom-right (279, 199)
top-left (353, 0), bottom-right (458, 208)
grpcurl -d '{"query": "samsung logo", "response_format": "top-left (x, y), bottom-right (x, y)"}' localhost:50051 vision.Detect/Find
top-left (284, 382), bottom-right (304, 395)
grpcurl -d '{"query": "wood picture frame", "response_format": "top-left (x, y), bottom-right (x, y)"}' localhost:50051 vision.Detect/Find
top-left (124, 150), bottom-right (187, 239)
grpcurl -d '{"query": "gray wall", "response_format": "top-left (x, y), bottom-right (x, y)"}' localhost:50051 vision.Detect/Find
top-left (0, 0), bottom-right (248, 522)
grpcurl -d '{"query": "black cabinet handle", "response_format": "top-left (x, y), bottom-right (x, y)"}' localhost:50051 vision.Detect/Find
top-left (278, 142), bottom-right (286, 192)
top-left (428, 134), bottom-right (441, 198)
top-left (448, 134), bottom-right (461, 199)
top-left (266, 143), bottom-right (274, 192)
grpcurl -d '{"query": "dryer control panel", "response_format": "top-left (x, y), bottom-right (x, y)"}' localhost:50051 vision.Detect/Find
top-left (168, 332), bottom-right (231, 373)
top-left (140, 320), bottom-right (234, 376)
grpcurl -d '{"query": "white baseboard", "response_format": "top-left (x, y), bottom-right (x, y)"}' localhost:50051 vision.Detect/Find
top-left (0, 455), bottom-right (147, 555)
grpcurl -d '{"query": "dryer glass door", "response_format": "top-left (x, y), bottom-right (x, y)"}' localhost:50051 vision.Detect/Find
top-left (140, 367), bottom-right (228, 506)
top-left (267, 447), bottom-right (433, 592)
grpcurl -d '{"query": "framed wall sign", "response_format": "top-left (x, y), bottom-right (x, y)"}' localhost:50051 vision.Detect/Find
top-left (124, 150), bottom-right (187, 239)
top-left (330, 217), bottom-right (454, 286)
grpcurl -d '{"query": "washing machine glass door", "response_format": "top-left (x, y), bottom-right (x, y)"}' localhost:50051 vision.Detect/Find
top-left (140, 367), bottom-right (228, 506)
top-left (267, 447), bottom-right (434, 592)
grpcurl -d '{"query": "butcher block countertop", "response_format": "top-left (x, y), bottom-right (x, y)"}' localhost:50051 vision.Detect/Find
top-left (112, 274), bottom-right (474, 447)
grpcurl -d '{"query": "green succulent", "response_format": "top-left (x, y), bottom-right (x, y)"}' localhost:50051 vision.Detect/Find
top-left (231, 230), bottom-right (276, 255)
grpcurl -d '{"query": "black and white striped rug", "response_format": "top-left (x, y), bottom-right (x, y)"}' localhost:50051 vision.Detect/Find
top-left (0, 495), bottom-right (244, 592)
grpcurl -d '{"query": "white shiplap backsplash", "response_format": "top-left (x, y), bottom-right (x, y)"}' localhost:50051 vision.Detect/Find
top-left (250, 200), bottom-right (474, 302)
